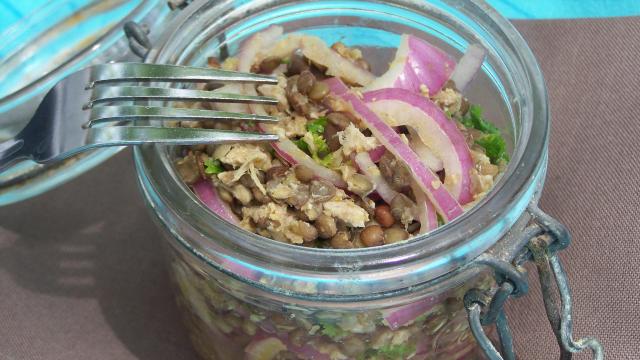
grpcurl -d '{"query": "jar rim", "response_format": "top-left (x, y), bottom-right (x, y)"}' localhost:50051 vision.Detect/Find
top-left (135, 0), bottom-right (549, 300)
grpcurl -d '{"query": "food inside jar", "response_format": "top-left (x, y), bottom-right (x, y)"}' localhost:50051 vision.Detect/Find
top-left (176, 27), bottom-right (508, 249)
top-left (170, 249), bottom-right (494, 360)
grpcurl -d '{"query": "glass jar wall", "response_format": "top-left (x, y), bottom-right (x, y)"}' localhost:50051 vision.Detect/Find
top-left (135, 0), bottom-right (549, 359)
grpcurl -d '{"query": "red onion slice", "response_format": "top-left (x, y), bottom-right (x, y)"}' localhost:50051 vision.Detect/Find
top-left (354, 152), bottom-right (398, 204)
top-left (193, 180), bottom-right (239, 224)
top-left (326, 78), bottom-right (463, 221)
top-left (449, 44), bottom-right (486, 92)
top-left (365, 34), bottom-right (456, 95)
top-left (244, 335), bottom-right (287, 360)
top-left (368, 145), bottom-right (386, 163)
top-left (382, 293), bottom-right (445, 330)
top-left (246, 331), bottom-right (331, 360)
top-left (269, 138), bottom-right (347, 188)
top-left (412, 183), bottom-right (438, 233)
top-left (409, 128), bottom-right (444, 172)
top-left (363, 89), bottom-right (474, 205)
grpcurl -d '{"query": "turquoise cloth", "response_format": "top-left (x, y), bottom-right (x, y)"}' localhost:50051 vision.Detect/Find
top-left (1, 0), bottom-right (640, 33)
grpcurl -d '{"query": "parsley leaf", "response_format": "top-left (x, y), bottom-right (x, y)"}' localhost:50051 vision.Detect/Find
top-left (461, 105), bottom-right (500, 135)
top-left (461, 105), bottom-right (509, 165)
top-left (475, 133), bottom-right (509, 164)
top-left (293, 137), bottom-right (310, 154)
top-left (311, 133), bottom-right (330, 159)
top-left (203, 158), bottom-right (224, 175)
top-left (293, 131), bottom-right (335, 167)
top-left (377, 344), bottom-right (417, 360)
top-left (317, 153), bottom-right (335, 168)
top-left (306, 117), bottom-right (328, 135)
top-left (319, 322), bottom-right (347, 340)
top-left (360, 344), bottom-right (416, 360)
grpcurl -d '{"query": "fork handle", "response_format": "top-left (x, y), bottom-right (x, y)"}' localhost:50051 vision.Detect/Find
top-left (0, 138), bottom-right (28, 173)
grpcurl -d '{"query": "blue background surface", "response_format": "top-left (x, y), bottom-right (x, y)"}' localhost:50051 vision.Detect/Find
top-left (1, 0), bottom-right (640, 30)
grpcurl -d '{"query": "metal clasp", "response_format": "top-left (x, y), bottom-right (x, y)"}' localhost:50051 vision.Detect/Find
top-left (464, 206), bottom-right (604, 360)
top-left (123, 21), bottom-right (152, 59)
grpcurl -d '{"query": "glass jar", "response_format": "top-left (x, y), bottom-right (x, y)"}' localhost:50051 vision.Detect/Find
top-left (134, 1), bottom-right (602, 359)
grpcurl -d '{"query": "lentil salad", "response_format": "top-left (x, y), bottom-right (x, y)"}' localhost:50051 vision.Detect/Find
top-left (175, 26), bottom-right (507, 249)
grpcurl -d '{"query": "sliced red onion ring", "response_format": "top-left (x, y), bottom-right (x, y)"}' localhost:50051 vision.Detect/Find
top-left (246, 331), bottom-right (331, 360)
top-left (266, 136), bottom-right (347, 188)
top-left (285, 341), bottom-right (331, 360)
top-left (365, 34), bottom-right (456, 95)
top-left (363, 89), bottom-right (474, 205)
top-left (354, 152), bottom-right (397, 204)
top-left (411, 183), bottom-right (438, 233)
top-left (244, 335), bottom-right (287, 360)
top-left (326, 78), bottom-right (463, 221)
top-left (238, 26), bottom-right (284, 73)
top-left (238, 26), bottom-right (284, 116)
top-left (300, 36), bottom-right (375, 86)
top-left (193, 180), bottom-right (239, 224)
top-left (408, 128), bottom-right (444, 172)
top-left (368, 145), bottom-right (386, 163)
top-left (257, 31), bottom-right (375, 86)
top-left (449, 44), bottom-right (486, 92)
top-left (381, 293), bottom-right (445, 330)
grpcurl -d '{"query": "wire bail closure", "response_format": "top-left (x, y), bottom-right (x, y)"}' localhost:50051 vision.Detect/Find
top-left (123, 21), bottom-right (152, 59)
top-left (464, 206), bottom-right (604, 360)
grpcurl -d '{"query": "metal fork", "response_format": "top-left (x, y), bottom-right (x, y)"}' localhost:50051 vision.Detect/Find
top-left (0, 63), bottom-right (280, 172)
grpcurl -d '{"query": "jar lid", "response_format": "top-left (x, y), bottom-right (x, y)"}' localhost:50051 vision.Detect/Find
top-left (0, 0), bottom-right (169, 206)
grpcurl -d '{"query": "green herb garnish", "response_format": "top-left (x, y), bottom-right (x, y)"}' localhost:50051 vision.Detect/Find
top-left (293, 137), bottom-right (310, 154)
top-left (377, 344), bottom-right (417, 360)
top-left (358, 344), bottom-right (417, 360)
top-left (306, 117), bottom-right (328, 135)
top-left (203, 158), bottom-right (224, 175)
top-left (475, 133), bottom-right (509, 164)
top-left (319, 321), bottom-right (347, 340)
top-left (462, 105), bottom-right (500, 134)
top-left (461, 105), bottom-right (509, 165)
top-left (294, 131), bottom-right (332, 163)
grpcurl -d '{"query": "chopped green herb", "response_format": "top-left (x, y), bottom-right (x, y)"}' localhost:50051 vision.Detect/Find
top-left (414, 313), bottom-right (429, 324)
top-left (461, 105), bottom-right (500, 135)
top-left (294, 131), bottom-right (335, 168)
top-left (444, 110), bottom-right (453, 119)
top-left (475, 133), bottom-right (509, 164)
top-left (203, 158), bottom-right (224, 175)
top-left (293, 137), bottom-right (310, 154)
top-left (377, 344), bottom-right (417, 360)
top-left (311, 133), bottom-right (330, 159)
top-left (306, 117), bottom-right (328, 135)
top-left (436, 214), bottom-right (445, 227)
top-left (317, 153), bottom-right (335, 168)
top-left (242, 120), bottom-right (257, 130)
top-left (359, 344), bottom-right (417, 360)
top-left (281, 57), bottom-right (291, 65)
top-left (461, 105), bottom-right (509, 165)
top-left (319, 321), bottom-right (347, 340)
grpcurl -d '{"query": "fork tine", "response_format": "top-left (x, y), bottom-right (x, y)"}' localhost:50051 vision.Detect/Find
top-left (88, 86), bottom-right (279, 107)
top-left (87, 105), bottom-right (278, 127)
top-left (88, 63), bottom-right (278, 87)
top-left (86, 127), bottom-right (279, 147)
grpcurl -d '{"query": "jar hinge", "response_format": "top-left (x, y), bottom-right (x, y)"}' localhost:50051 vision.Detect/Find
top-left (464, 206), bottom-right (604, 360)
